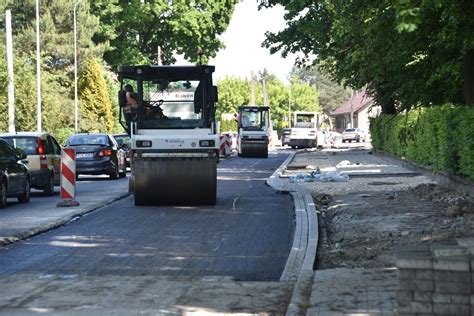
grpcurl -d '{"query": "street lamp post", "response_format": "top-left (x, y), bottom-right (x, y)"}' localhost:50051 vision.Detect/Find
top-left (73, 0), bottom-right (83, 133)
top-left (36, 0), bottom-right (42, 132)
top-left (5, 10), bottom-right (15, 133)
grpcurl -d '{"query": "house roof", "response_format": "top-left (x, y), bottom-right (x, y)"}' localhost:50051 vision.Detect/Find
top-left (331, 91), bottom-right (373, 116)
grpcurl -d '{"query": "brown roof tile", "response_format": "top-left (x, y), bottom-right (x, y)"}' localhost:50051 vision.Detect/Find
top-left (331, 91), bottom-right (373, 115)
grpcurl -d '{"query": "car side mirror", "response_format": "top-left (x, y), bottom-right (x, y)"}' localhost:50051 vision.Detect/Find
top-left (118, 90), bottom-right (127, 108)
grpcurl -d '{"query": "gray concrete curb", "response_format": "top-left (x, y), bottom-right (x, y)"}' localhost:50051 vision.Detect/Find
top-left (374, 150), bottom-right (474, 196)
top-left (0, 192), bottom-right (131, 248)
top-left (266, 151), bottom-right (319, 316)
top-left (267, 151), bottom-right (296, 193)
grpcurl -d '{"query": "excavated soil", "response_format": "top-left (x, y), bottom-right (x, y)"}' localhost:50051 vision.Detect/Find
top-left (315, 183), bottom-right (474, 270)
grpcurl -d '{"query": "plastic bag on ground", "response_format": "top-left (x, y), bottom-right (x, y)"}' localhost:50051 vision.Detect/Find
top-left (289, 170), bottom-right (349, 183)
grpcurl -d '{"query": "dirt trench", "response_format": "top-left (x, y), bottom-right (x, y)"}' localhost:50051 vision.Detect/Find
top-left (314, 183), bottom-right (474, 270)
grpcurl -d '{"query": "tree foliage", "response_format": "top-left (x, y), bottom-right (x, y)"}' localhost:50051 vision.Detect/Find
top-left (78, 58), bottom-right (114, 133)
top-left (91, 0), bottom-right (236, 68)
top-left (290, 66), bottom-right (349, 112)
top-left (216, 72), bottom-right (320, 131)
top-left (0, 0), bottom-right (236, 139)
top-left (262, 0), bottom-right (474, 112)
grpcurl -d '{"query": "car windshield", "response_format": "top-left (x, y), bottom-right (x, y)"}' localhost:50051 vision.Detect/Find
top-left (294, 115), bottom-right (316, 128)
top-left (67, 135), bottom-right (108, 146)
top-left (2, 136), bottom-right (38, 155)
top-left (344, 128), bottom-right (356, 132)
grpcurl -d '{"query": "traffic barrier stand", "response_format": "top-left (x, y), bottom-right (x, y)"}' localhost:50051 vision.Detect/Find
top-left (57, 148), bottom-right (80, 207)
top-left (219, 134), bottom-right (226, 157)
top-left (229, 132), bottom-right (238, 153)
top-left (224, 134), bottom-right (231, 156)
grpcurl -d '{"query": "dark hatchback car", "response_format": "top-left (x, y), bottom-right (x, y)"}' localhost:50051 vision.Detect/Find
top-left (112, 133), bottom-right (131, 168)
top-left (0, 138), bottom-right (31, 207)
top-left (281, 128), bottom-right (291, 146)
top-left (64, 134), bottom-right (126, 179)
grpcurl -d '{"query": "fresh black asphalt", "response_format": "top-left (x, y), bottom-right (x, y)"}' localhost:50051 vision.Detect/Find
top-left (0, 152), bottom-right (294, 281)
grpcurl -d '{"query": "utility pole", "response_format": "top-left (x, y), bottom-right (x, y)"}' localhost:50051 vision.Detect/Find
top-left (36, 0), bottom-right (42, 132)
top-left (156, 46), bottom-right (161, 65)
top-left (74, 0), bottom-right (83, 133)
top-left (262, 78), bottom-right (269, 107)
top-left (288, 86), bottom-right (292, 128)
top-left (350, 89), bottom-right (354, 128)
top-left (6, 10), bottom-right (15, 133)
top-left (250, 71), bottom-right (255, 106)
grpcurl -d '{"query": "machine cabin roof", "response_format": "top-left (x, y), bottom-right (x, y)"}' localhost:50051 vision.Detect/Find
top-left (117, 65), bottom-right (215, 81)
top-left (238, 106), bottom-right (270, 112)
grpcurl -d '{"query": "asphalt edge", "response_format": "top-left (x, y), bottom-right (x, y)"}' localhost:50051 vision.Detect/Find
top-left (0, 192), bottom-right (131, 248)
top-left (266, 151), bottom-right (319, 316)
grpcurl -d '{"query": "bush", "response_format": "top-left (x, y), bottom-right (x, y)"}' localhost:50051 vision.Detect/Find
top-left (219, 119), bottom-right (237, 133)
top-left (370, 104), bottom-right (474, 181)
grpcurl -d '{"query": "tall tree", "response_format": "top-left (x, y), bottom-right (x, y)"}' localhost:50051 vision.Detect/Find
top-left (91, 0), bottom-right (236, 68)
top-left (290, 66), bottom-right (351, 111)
top-left (262, 0), bottom-right (473, 112)
top-left (78, 59), bottom-right (114, 133)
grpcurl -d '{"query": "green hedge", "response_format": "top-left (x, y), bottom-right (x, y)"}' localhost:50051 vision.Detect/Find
top-left (370, 104), bottom-right (474, 181)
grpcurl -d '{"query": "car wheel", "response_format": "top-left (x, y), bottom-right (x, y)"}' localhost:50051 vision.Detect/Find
top-left (18, 178), bottom-right (30, 203)
top-left (119, 168), bottom-right (126, 178)
top-left (43, 173), bottom-right (55, 196)
top-left (0, 180), bottom-right (7, 208)
top-left (110, 165), bottom-right (119, 180)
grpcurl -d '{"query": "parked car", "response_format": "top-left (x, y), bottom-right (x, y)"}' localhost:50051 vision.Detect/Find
top-left (113, 133), bottom-right (131, 168)
top-left (0, 132), bottom-right (61, 196)
top-left (342, 128), bottom-right (365, 143)
top-left (0, 138), bottom-right (31, 207)
top-left (64, 133), bottom-right (126, 179)
top-left (281, 128), bottom-right (291, 146)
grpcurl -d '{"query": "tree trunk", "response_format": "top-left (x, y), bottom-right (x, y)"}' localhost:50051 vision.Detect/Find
top-left (463, 49), bottom-right (474, 106)
top-left (375, 90), bottom-right (397, 115)
top-left (381, 98), bottom-right (397, 115)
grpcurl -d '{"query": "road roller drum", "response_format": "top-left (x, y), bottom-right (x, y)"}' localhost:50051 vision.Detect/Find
top-left (241, 142), bottom-right (268, 158)
top-left (133, 157), bottom-right (217, 206)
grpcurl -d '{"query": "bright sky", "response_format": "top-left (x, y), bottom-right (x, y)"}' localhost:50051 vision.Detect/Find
top-left (210, 1), bottom-right (296, 82)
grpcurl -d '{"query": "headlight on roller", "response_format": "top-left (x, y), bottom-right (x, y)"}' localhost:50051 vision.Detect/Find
top-left (199, 140), bottom-right (215, 147)
top-left (136, 140), bottom-right (152, 147)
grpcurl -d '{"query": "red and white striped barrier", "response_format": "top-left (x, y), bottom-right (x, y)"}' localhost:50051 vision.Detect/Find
top-left (219, 134), bottom-right (226, 157)
top-left (219, 133), bottom-right (237, 157)
top-left (57, 148), bottom-right (80, 207)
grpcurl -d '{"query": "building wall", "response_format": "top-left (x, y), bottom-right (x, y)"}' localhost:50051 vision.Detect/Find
top-left (357, 103), bottom-right (381, 133)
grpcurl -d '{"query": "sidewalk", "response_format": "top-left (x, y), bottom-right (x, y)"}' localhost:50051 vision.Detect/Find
top-left (278, 147), bottom-right (473, 315)
top-left (0, 178), bottom-right (129, 247)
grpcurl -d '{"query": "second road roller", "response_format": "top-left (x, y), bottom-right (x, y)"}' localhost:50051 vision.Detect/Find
top-left (237, 106), bottom-right (271, 158)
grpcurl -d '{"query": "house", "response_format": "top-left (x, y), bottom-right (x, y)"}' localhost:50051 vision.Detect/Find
top-left (331, 91), bottom-right (380, 133)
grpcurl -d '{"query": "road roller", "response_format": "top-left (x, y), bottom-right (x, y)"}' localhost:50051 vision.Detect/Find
top-left (289, 111), bottom-right (320, 149)
top-left (117, 65), bottom-right (219, 206)
top-left (237, 106), bottom-right (270, 158)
